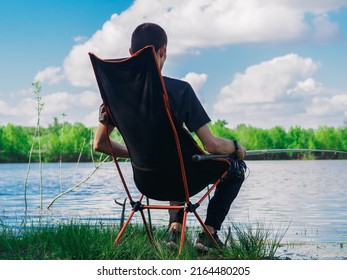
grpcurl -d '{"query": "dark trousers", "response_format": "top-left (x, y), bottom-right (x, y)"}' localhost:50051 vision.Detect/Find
top-left (169, 160), bottom-right (245, 231)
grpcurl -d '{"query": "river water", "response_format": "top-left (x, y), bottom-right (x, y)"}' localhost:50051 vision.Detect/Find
top-left (0, 160), bottom-right (346, 259)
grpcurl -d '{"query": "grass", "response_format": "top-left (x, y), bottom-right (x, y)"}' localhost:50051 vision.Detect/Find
top-left (0, 220), bottom-right (286, 260)
top-left (224, 221), bottom-right (288, 260)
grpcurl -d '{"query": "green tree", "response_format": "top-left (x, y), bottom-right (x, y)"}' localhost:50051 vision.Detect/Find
top-left (1, 119), bottom-right (347, 162)
top-left (336, 127), bottom-right (347, 150)
top-left (44, 117), bottom-right (63, 161)
top-left (0, 126), bottom-right (4, 157)
top-left (315, 126), bottom-right (338, 150)
top-left (61, 122), bottom-right (91, 161)
top-left (287, 126), bottom-right (315, 149)
top-left (209, 120), bottom-right (237, 139)
top-left (234, 124), bottom-right (261, 150)
top-left (268, 126), bottom-right (287, 149)
top-left (2, 124), bottom-right (31, 162)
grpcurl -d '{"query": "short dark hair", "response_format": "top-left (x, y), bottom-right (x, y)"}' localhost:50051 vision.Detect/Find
top-left (131, 22), bottom-right (167, 53)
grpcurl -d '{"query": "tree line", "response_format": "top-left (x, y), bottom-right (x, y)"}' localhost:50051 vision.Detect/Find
top-left (0, 118), bottom-right (95, 163)
top-left (207, 120), bottom-right (347, 159)
top-left (1, 119), bottom-right (346, 163)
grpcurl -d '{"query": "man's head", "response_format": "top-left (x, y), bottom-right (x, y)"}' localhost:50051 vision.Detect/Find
top-left (131, 22), bottom-right (167, 53)
top-left (129, 22), bottom-right (167, 69)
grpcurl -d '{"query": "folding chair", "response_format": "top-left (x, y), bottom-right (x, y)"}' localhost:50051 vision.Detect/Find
top-left (89, 46), bottom-right (231, 254)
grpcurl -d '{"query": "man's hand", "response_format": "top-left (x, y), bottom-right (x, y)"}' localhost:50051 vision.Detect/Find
top-left (234, 142), bottom-right (246, 160)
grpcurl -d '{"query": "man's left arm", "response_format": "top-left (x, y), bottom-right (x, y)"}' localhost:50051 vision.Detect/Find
top-left (94, 122), bottom-right (130, 158)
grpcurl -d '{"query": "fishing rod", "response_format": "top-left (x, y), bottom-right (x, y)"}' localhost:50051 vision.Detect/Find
top-left (192, 148), bottom-right (347, 162)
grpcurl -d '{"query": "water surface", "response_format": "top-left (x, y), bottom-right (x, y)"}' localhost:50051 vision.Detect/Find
top-left (1, 160), bottom-right (346, 259)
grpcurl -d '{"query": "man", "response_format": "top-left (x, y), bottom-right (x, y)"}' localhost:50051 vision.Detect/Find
top-left (94, 22), bottom-right (246, 251)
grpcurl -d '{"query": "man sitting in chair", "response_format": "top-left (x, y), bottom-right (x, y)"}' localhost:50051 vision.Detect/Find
top-left (94, 22), bottom-right (247, 252)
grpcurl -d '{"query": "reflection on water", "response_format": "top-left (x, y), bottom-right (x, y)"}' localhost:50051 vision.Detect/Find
top-left (1, 160), bottom-right (346, 259)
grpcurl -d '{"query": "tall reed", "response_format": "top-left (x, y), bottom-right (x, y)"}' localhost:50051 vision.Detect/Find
top-left (23, 81), bottom-right (44, 210)
top-left (59, 113), bottom-right (66, 193)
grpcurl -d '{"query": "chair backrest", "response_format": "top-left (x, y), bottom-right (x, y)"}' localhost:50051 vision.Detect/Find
top-left (89, 46), bottom-right (228, 201)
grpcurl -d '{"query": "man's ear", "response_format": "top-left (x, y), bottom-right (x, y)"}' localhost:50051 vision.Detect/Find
top-left (129, 47), bottom-right (133, 55)
top-left (159, 45), bottom-right (166, 57)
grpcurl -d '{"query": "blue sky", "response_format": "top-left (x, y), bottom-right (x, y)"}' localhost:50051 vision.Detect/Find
top-left (1, 0), bottom-right (347, 129)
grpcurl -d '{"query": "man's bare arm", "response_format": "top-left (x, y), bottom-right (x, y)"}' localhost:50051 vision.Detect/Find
top-left (94, 123), bottom-right (130, 158)
top-left (195, 124), bottom-right (246, 159)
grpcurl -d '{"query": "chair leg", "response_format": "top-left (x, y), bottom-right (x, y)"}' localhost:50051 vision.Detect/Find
top-left (178, 210), bottom-right (188, 255)
top-left (193, 211), bottom-right (221, 250)
top-left (140, 210), bottom-right (154, 243)
top-left (145, 197), bottom-right (153, 233)
top-left (114, 209), bottom-right (135, 246)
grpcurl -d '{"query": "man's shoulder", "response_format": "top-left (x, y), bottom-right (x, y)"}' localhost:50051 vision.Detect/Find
top-left (163, 76), bottom-right (191, 91)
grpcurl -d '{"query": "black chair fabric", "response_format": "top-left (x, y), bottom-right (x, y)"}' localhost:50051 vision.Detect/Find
top-left (89, 47), bottom-right (229, 201)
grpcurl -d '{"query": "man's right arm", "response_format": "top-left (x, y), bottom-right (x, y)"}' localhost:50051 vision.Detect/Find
top-left (94, 122), bottom-right (130, 158)
top-left (195, 124), bottom-right (246, 159)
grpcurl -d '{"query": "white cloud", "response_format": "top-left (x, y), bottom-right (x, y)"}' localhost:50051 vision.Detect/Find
top-left (42, 90), bottom-right (99, 115)
top-left (61, 0), bottom-right (346, 88)
top-left (211, 53), bottom-right (347, 128)
top-left (63, 17), bottom-right (132, 87)
top-left (307, 93), bottom-right (347, 117)
top-left (83, 109), bottom-right (100, 127)
top-left (282, 0), bottom-right (347, 13)
top-left (214, 54), bottom-right (320, 113)
top-left (181, 72), bottom-right (207, 98)
top-left (34, 66), bottom-right (65, 85)
top-left (73, 35), bottom-right (89, 43)
top-left (0, 98), bottom-right (36, 117)
top-left (288, 78), bottom-right (323, 97)
top-left (22, 0), bottom-right (346, 128)
top-left (0, 90), bottom-right (101, 126)
top-left (311, 14), bottom-right (340, 42)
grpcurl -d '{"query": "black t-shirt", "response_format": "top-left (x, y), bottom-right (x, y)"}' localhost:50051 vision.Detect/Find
top-left (98, 76), bottom-right (210, 133)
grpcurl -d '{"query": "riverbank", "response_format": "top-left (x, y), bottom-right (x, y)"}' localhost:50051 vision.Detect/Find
top-left (1, 121), bottom-right (347, 163)
top-left (0, 222), bottom-right (284, 260)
